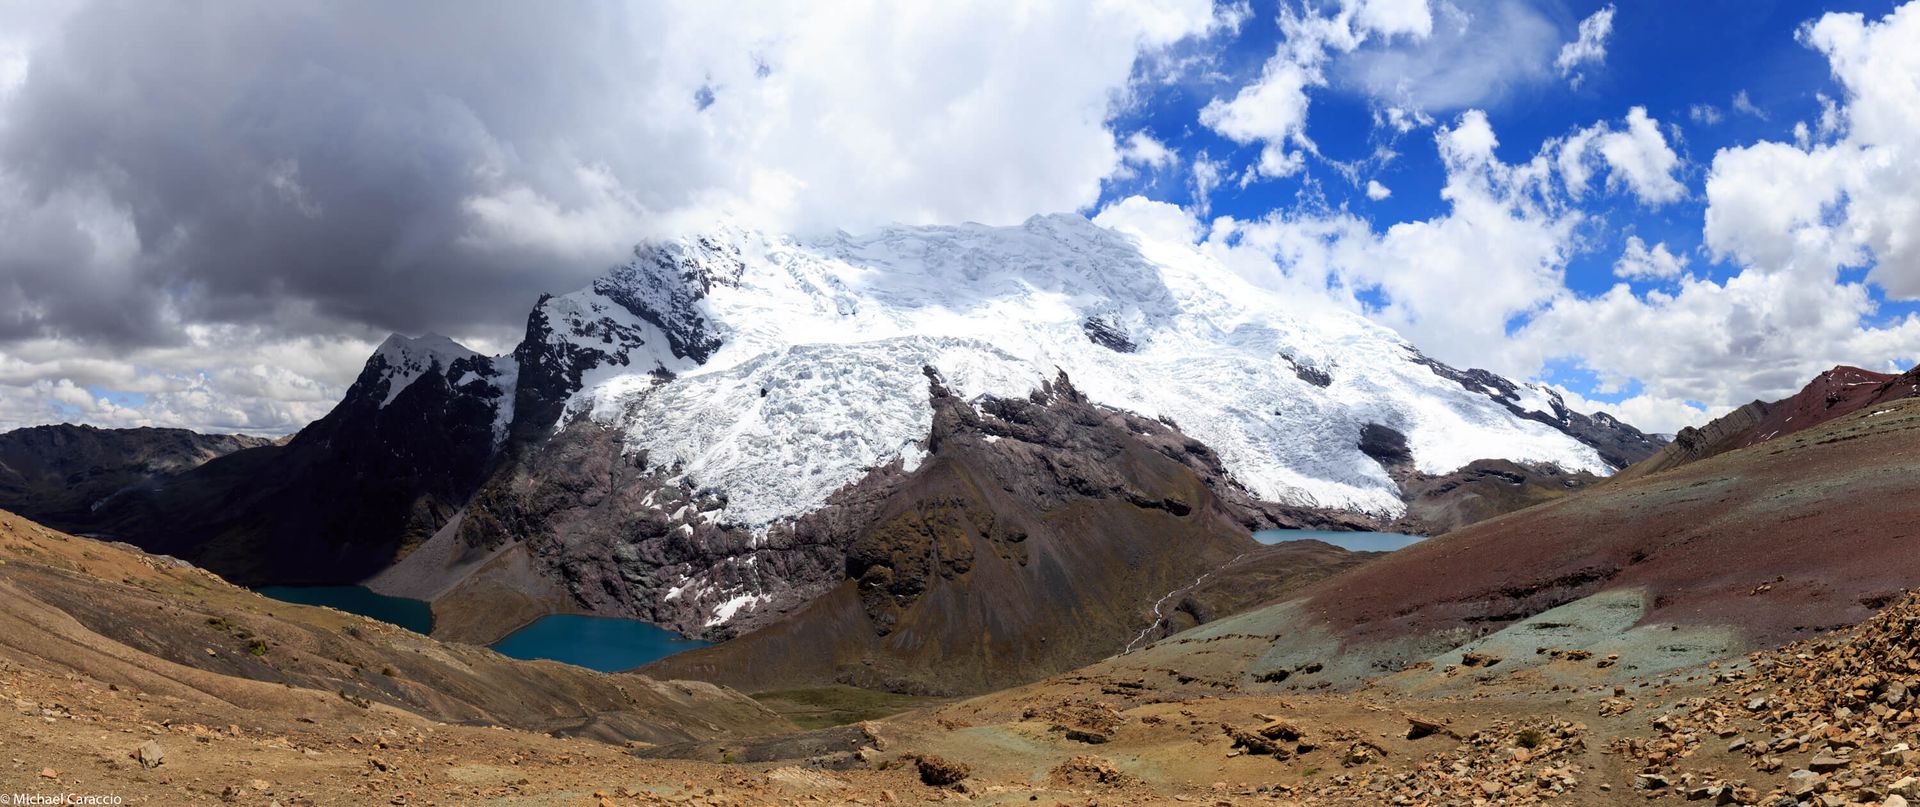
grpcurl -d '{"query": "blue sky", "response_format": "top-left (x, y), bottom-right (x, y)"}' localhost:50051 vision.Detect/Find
top-left (1083, 0), bottom-right (1920, 428)
top-left (1108, 1), bottom-right (1883, 289)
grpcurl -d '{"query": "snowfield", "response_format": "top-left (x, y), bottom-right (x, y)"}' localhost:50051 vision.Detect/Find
top-left (377, 214), bottom-right (1615, 528)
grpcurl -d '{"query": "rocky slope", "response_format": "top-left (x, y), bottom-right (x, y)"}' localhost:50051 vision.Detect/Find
top-left (630, 372), bottom-right (1372, 694)
top-left (0, 424), bottom-right (272, 528)
top-left (82, 334), bottom-right (516, 583)
top-left (1391, 458), bottom-right (1601, 535)
top-left (5, 412), bottom-right (1917, 805)
top-left (1078, 384), bottom-right (1920, 700)
top-left (0, 508), bottom-right (785, 746)
top-left (1619, 364), bottom-right (1919, 481)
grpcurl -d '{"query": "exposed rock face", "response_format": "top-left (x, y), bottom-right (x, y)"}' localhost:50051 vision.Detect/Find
top-left (1391, 459), bottom-right (1599, 535)
top-left (1408, 350), bottom-right (1666, 470)
top-left (447, 417), bottom-right (864, 641)
top-left (634, 371), bottom-right (1371, 694)
top-left (1620, 364), bottom-right (1920, 480)
top-left (82, 335), bottom-right (514, 583)
top-left (1357, 423), bottom-right (1413, 474)
top-left (1616, 402), bottom-right (1770, 481)
top-left (0, 424), bottom-right (273, 527)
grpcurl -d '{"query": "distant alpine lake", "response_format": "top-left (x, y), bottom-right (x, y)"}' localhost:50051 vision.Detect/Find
top-left (255, 586), bottom-right (710, 672)
top-left (490, 614), bottom-right (711, 672)
top-left (255, 585), bottom-right (435, 635)
top-left (1253, 528), bottom-right (1426, 553)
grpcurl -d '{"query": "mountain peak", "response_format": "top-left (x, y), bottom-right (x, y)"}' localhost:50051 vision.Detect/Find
top-left (523, 215), bottom-right (1649, 528)
top-left (367, 332), bottom-right (483, 407)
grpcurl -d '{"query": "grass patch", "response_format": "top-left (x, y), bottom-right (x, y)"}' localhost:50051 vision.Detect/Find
top-left (750, 685), bottom-right (948, 731)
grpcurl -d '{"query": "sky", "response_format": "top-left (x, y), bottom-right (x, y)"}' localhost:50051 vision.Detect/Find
top-left (0, 0), bottom-right (1916, 436)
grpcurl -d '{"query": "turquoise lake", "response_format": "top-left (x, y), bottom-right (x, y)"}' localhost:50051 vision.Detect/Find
top-left (256, 585), bottom-right (435, 635)
top-left (1253, 528), bottom-right (1426, 552)
top-left (489, 614), bottom-right (711, 672)
top-left (255, 586), bottom-right (709, 672)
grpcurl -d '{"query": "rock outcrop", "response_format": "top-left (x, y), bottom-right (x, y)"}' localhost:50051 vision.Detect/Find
top-left (1620, 364), bottom-right (1920, 481)
top-left (0, 424), bottom-right (273, 527)
top-left (633, 371), bottom-right (1370, 694)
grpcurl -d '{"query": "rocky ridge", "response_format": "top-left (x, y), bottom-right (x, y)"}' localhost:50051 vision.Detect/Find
top-left (0, 423), bottom-right (273, 527)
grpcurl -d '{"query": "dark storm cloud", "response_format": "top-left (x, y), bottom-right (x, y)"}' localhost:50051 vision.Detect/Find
top-left (0, 1), bottom-right (683, 347)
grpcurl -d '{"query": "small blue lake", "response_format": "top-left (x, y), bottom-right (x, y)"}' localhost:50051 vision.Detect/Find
top-left (1253, 528), bottom-right (1427, 553)
top-left (489, 614), bottom-right (712, 672)
top-left (256, 585), bottom-right (435, 635)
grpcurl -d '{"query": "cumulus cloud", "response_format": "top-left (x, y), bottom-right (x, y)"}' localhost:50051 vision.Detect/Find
top-left (1170, 110), bottom-right (1576, 373)
top-left (1200, 55), bottom-right (1320, 178)
top-left (1513, 3), bottom-right (1920, 432)
top-left (0, 0), bottom-right (1219, 432)
top-left (1612, 237), bottom-right (1689, 280)
top-left (0, 328), bottom-right (373, 433)
top-left (1365, 179), bottom-right (1393, 200)
top-left (1554, 4), bottom-right (1615, 88)
top-left (1703, 3), bottom-right (1920, 297)
top-left (1556, 107), bottom-right (1685, 205)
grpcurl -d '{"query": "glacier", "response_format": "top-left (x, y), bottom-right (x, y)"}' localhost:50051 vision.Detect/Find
top-left (375, 213), bottom-right (1617, 528)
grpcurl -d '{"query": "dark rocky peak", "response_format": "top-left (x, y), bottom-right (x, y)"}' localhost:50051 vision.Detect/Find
top-left (593, 236), bottom-right (737, 364)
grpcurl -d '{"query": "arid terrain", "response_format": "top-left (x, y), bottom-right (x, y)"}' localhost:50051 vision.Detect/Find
top-left (3, 385), bottom-right (1916, 805)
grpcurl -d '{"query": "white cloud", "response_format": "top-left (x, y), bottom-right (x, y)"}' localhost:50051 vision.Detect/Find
top-left (0, 0), bottom-right (1225, 433)
top-left (1703, 2), bottom-right (1920, 298)
top-left (1093, 195), bottom-right (1203, 245)
top-left (1516, 271), bottom-right (1920, 434)
top-left (1612, 236), bottom-right (1688, 280)
top-left (0, 328), bottom-right (373, 434)
top-left (1345, 0), bottom-right (1433, 39)
top-left (1200, 54), bottom-right (1320, 179)
top-left (1556, 107), bottom-right (1685, 205)
top-left (1553, 386), bottom-right (1721, 437)
top-left (1689, 104), bottom-right (1723, 126)
top-left (1510, 3), bottom-right (1920, 433)
top-left (1731, 89), bottom-right (1768, 119)
top-left (1554, 4), bottom-right (1616, 87)
top-left (1366, 179), bottom-right (1392, 200)
top-left (1119, 131), bottom-right (1179, 172)
top-left (1594, 107), bottom-right (1686, 205)
top-left (1186, 110), bottom-right (1575, 374)
top-left (1189, 150), bottom-right (1228, 215)
top-left (1337, 0), bottom-right (1560, 112)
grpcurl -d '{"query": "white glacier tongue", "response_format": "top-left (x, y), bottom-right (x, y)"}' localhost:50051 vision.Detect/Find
top-left (558, 213), bottom-right (1614, 527)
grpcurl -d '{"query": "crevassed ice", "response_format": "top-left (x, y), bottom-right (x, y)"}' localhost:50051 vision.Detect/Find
top-left (569, 214), bottom-right (1611, 528)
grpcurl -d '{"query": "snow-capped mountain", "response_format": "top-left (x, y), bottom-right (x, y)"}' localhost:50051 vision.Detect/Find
top-left (375, 213), bottom-right (1637, 527)
top-left (92, 212), bottom-right (1658, 667)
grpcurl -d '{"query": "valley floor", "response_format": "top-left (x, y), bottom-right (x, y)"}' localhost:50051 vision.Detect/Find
top-left (9, 596), bottom-right (1917, 806)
